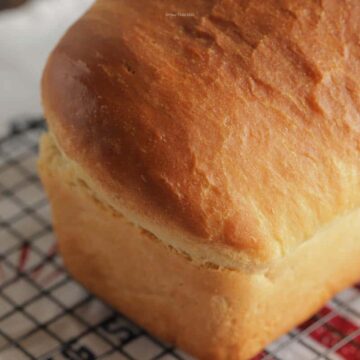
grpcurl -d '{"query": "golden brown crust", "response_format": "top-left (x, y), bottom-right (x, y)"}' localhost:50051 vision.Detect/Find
top-left (42, 0), bottom-right (360, 265)
top-left (39, 134), bottom-right (360, 360)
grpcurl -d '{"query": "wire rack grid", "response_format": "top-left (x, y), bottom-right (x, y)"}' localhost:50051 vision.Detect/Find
top-left (0, 119), bottom-right (359, 360)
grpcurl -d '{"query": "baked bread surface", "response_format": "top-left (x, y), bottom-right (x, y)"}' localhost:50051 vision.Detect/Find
top-left (42, 0), bottom-right (360, 269)
top-left (40, 1), bottom-right (360, 358)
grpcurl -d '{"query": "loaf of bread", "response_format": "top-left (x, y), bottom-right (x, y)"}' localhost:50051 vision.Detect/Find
top-left (39, 1), bottom-right (360, 358)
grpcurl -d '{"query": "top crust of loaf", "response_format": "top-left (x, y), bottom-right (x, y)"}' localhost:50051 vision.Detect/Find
top-left (42, 0), bottom-right (360, 267)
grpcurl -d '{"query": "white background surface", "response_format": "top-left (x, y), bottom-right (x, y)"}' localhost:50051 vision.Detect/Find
top-left (0, 0), bottom-right (94, 136)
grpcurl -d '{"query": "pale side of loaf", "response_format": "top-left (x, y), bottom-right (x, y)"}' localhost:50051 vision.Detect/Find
top-left (39, 0), bottom-right (360, 359)
top-left (39, 133), bottom-right (360, 359)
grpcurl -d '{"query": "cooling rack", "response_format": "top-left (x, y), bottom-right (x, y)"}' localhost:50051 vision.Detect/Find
top-left (0, 119), bottom-right (359, 360)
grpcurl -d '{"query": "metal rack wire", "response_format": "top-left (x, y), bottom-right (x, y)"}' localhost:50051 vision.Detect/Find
top-left (0, 119), bottom-right (359, 360)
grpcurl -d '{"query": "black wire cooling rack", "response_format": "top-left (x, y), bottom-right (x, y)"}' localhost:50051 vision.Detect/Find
top-left (0, 119), bottom-right (359, 360)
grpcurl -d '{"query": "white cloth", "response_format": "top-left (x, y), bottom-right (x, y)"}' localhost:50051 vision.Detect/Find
top-left (0, 0), bottom-right (94, 136)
